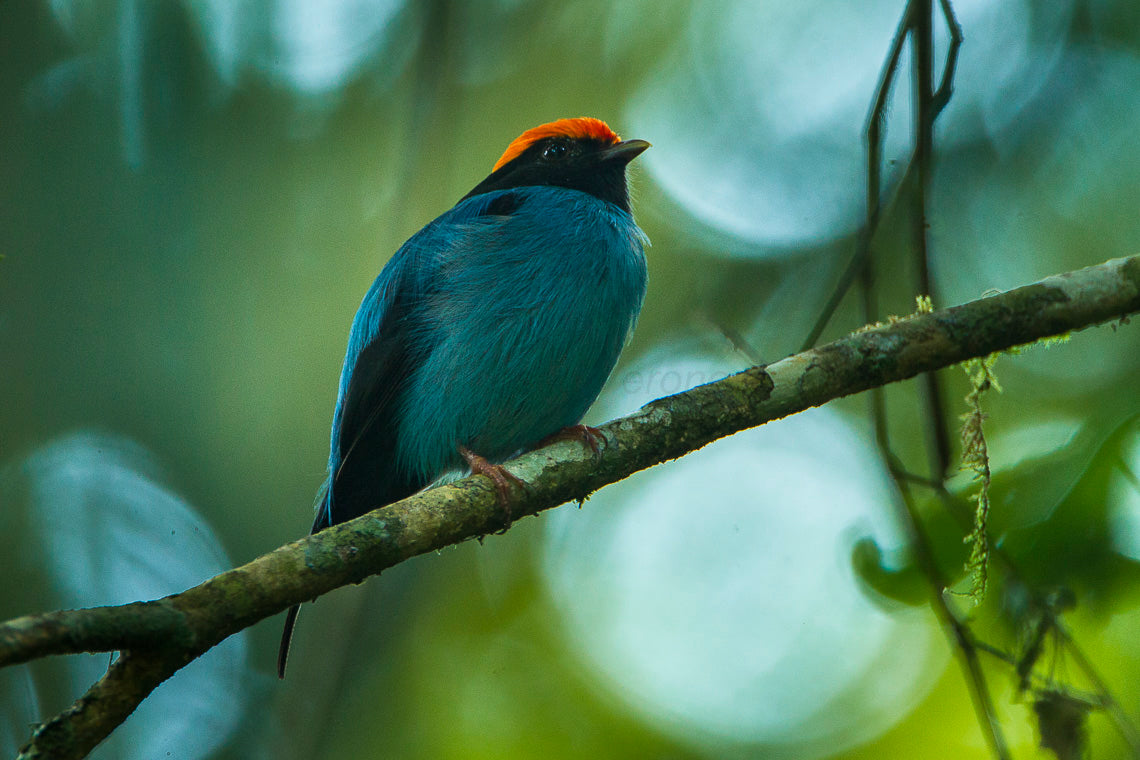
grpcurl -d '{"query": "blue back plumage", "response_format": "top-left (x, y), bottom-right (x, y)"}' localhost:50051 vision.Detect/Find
top-left (321, 185), bottom-right (647, 526)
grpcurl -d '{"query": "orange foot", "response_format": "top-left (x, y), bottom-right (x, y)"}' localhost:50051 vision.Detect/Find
top-left (459, 445), bottom-right (528, 524)
top-left (538, 424), bottom-right (608, 458)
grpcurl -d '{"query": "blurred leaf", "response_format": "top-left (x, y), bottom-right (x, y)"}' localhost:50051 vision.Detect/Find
top-left (851, 537), bottom-right (928, 607)
top-left (1033, 689), bottom-right (1095, 760)
top-left (980, 417), bottom-right (1125, 535)
top-left (1001, 414), bottom-right (1140, 595)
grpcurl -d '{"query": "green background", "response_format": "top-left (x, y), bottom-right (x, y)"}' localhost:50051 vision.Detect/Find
top-left (3, 1), bottom-right (1140, 758)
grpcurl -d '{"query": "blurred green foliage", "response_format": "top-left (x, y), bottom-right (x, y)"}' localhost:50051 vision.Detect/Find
top-left (3, 1), bottom-right (1140, 759)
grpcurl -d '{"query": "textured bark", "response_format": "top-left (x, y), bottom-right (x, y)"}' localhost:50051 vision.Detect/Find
top-left (4, 254), bottom-right (1139, 759)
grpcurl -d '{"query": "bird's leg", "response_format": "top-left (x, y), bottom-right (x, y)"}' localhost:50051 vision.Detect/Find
top-left (537, 424), bottom-right (608, 458)
top-left (458, 445), bottom-right (527, 525)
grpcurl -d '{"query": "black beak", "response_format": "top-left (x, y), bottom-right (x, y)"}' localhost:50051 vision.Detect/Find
top-left (599, 139), bottom-right (651, 165)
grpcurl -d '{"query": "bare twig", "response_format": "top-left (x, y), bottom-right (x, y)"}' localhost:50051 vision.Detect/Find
top-left (804, 1), bottom-right (1009, 754)
top-left (882, 471), bottom-right (1011, 760)
top-left (932, 0), bottom-right (965, 117)
top-left (910, 0), bottom-right (957, 480)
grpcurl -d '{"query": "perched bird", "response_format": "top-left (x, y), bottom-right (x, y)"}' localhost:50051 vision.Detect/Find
top-left (277, 117), bottom-right (649, 677)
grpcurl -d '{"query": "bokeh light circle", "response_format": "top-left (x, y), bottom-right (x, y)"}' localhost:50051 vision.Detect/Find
top-left (627, 0), bottom-right (1071, 254)
top-left (543, 355), bottom-right (945, 755)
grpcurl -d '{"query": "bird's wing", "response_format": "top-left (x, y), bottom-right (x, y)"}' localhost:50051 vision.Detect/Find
top-left (326, 190), bottom-right (524, 524)
top-left (324, 244), bottom-right (424, 524)
top-left (286, 191), bottom-right (529, 675)
top-left (333, 293), bottom-right (413, 480)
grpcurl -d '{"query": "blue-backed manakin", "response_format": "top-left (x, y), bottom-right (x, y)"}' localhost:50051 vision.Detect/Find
top-left (278, 118), bottom-right (649, 677)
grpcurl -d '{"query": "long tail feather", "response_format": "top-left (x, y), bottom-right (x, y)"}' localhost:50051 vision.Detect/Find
top-left (278, 491), bottom-right (332, 679)
top-left (277, 604), bottom-right (301, 678)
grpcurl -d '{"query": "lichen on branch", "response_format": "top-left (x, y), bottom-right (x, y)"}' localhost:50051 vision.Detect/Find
top-left (956, 351), bottom-right (1001, 602)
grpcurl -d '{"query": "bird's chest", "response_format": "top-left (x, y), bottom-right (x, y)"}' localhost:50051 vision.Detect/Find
top-left (400, 228), bottom-right (643, 467)
top-left (433, 241), bottom-right (633, 389)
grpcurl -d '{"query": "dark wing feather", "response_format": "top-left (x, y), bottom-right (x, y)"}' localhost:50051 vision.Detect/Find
top-left (326, 287), bottom-right (427, 526)
top-left (330, 190), bottom-right (527, 524)
top-left (279, 272), bottom-right (422, 679)
top-left (280, 189), bottom-right (527, 678)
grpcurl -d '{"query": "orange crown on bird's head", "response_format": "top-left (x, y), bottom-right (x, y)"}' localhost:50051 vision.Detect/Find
top-left (492, 117), bottom-right (621, 172)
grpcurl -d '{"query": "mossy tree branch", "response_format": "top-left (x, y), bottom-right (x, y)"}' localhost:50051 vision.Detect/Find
top-left (4, 254), bottom-right (1140, 760)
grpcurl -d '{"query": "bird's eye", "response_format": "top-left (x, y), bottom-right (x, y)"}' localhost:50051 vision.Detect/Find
top-left (542, 141), bottom-right (570, 161)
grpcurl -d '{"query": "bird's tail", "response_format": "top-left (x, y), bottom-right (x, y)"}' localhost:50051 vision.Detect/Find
top-left (277, 488), bottom-right (332, 679)
top-left (277, 604), bottom-right (301, 678)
